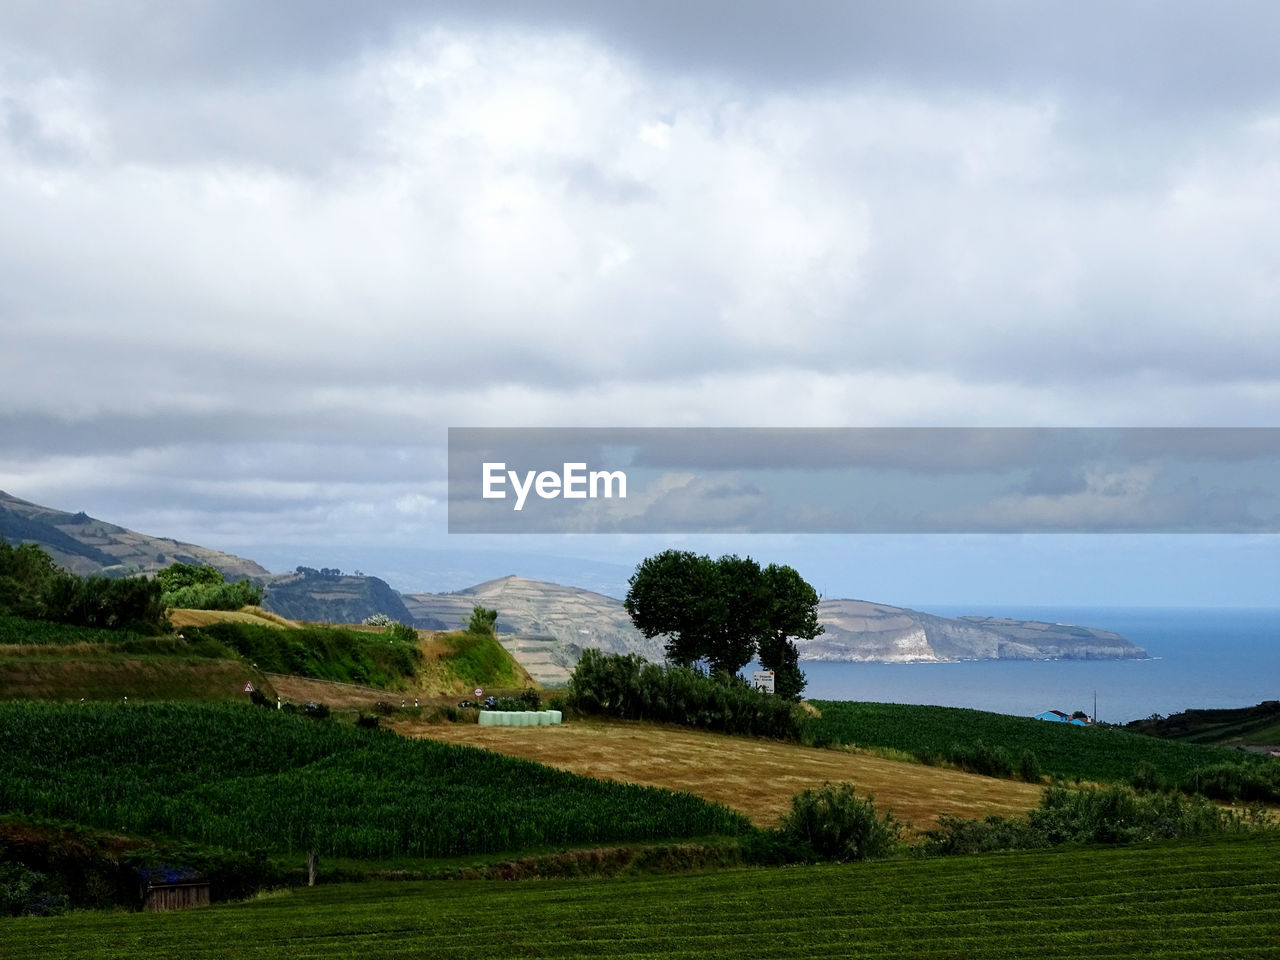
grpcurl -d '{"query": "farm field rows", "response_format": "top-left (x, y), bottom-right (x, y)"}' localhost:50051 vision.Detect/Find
top-left (5, 837), bottom-right (1277, 959)
top-left (405, 716), bottom-right (1044, 827)
top-left (809, 700), bottom-right (1275, 785)
top-left (0, 702), bottom-right (747, 858)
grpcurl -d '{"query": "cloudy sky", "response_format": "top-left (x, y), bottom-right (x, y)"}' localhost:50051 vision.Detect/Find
top-left (2, 2), bottom-right (1278, 606)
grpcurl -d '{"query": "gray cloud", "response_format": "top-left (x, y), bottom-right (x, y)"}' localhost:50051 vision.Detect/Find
top-left (2, 3), bottom-right (1278, 599)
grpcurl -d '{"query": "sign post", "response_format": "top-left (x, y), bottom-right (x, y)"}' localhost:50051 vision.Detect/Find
top-left (752, 671), bottom-right (775, 694)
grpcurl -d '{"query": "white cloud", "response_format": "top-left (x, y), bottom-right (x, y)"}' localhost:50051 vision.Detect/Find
top-left (1, 18), bottom-right (1278, 595)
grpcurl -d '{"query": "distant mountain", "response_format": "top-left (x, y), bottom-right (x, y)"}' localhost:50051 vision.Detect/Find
top-left (402, 577), bottom-right (1147, 685)
top-left (808, 599), bottom-right (1146, 663)
top-left (259, 569), bottom-right (415, 625)
top-left (402, 576), bottom-right (666, 684)
top-left (0, 490), bottom-right (267, 580)
top-left (2, 491), bottom-right (1147, 687)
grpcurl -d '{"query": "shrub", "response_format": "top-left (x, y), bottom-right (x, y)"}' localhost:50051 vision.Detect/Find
top-left (1018, 749), bottom-right (1041, 783)
top-left (1132, 760), bottom-right (1167, 793)
top-left (43, 571), bottom-right (167, 632)
top-left (566, 649), bottom-right (805, 740)
top-left (519, 687), bottom-right (541, 710)
top-left (0, 862), bottom-right (68, 917)
top-left (162, 579), bottom-right (262, 612)
top-left (775, 783), bottom-right (902, 862)
top-left (1180, 763), bottom-right (1280, 803)
top-left (947, 740), bottom-right (1015, 778)
top-left (467, 606), bottom-right (498, 635)
top-left (385, 621), bottom-right (418, 645)
top-left (922, 783), bottom-right (1273, 856)
top-left (921, 814), bottom-right (1045, 856)
top-left (363, 613), bottom-right (394, 627)
top-left (157, 562), bottom-right (262, 611)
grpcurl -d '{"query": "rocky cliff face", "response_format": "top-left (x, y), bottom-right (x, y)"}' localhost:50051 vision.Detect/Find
top-left (805, 599), bottom-right (1145, 663)
top-left (258, 570), bottom-right (415, 625)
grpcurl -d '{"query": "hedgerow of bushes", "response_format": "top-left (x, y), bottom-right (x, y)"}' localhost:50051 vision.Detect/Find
top-left (156, 561), bottom-right (263, 611)
top-left (922, 783), bottom-right (1276, 856)
top-left (566, 649), bottom-right (806, 739)
top-left (0, 818), bottom-right (282, 916)
top-left (0, 540), bottom-right (166, 632)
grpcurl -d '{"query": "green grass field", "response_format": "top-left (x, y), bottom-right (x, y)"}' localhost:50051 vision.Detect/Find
top-left (4, 837), bottom-right (1277, 959)
top-left (809, 700), bottom-right (1277, 786)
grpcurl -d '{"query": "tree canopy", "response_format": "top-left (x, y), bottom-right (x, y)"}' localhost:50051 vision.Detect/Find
top-left (156, 561), bottom-right (262, 611)
top-left (623, 550), bottom-right (822, 699)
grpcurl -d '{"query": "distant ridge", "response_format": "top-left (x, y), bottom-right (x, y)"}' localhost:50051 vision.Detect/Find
top-left (0, 490), bottom-right (267, 580)
top-left (402, 575), bottom-right (666, 683)
top-left (403, 576), bottom-right (1147, 685)
top-left (3, 491), bottom-right (1147, 686)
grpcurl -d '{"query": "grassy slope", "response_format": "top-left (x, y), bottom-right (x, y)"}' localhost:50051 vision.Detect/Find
top-left (5, 837), bottom-right (1278, 959)
top-left (1125, 701), bottom-right (1280, 747)
top-left (0, 609), bottom-right (533, 702)
top-left (809, 700), bottom-right (1277, 785)
top-left (417, 629), bottom-right (533, 694)
top-left (0, 612), bottom-right (275, 701)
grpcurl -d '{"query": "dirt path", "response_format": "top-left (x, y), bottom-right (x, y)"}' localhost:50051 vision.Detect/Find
top-left (401, 717), bottom-right (1044, 830)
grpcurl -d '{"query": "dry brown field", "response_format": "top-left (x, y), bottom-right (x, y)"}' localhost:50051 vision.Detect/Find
top-left (403, 717), bottom-right (1044, 829)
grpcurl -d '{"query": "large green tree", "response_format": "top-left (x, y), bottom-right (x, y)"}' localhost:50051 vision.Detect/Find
top-left (758, 563), bottom-right (824, 700)
top-left (0, 539), bottom-right (62, 619)
top-left (623, 550), bottom-right (721, 667)
top-left (624, 550), bottom-right (822, 695)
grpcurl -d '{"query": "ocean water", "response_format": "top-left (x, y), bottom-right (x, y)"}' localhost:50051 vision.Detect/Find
top-left (798, 606), bottom-right (1279, 724)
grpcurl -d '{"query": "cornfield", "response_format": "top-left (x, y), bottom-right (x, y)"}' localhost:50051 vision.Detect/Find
top-left (0, 702), bottom-right (750, 858)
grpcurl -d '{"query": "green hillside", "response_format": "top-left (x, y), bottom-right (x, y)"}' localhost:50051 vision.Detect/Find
top-left (0, 490), bottom-right (267, 579)
top-left (809, 700), bottom-right (1280, 796)
top-left (1125, 700), bottom-right (1280, 746)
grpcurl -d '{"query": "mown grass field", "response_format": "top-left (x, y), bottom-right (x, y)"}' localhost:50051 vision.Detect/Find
top-left (4, 837), bottom-right (1277, 959)
top-left (809, 700), bottom-right (1276, 786)
top-left (407, 717), bottom-right (1044, 828)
